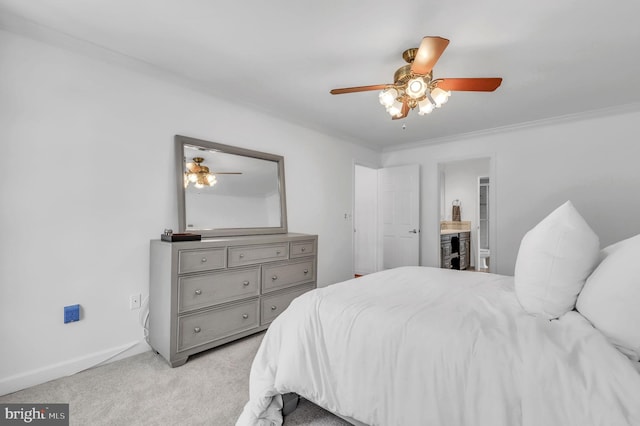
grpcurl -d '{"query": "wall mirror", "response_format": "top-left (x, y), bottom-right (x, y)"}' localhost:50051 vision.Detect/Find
top-left (175, 135), bottom-right (287, 237)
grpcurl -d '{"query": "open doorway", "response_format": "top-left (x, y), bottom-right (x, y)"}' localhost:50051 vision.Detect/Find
top-left (478, 176), bottom-right (490, 272)
top-left (438, 157), bottom-right (495, 272)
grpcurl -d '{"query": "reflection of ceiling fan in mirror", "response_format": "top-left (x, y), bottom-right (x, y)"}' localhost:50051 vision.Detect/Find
top-left (330, 36), bottom-right (502, 120)
top-left (185, 157), bottom-right (242, 188)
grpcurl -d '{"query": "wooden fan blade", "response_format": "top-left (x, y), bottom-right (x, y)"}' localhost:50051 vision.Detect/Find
top-left (391, 100), bottom-right (410, 120)
top-left (330, 84), bottom-right (389, 95)
top-left (436, 78), bottom-right (503, 92)
top-left (411, 36), bottom-right (450, 75)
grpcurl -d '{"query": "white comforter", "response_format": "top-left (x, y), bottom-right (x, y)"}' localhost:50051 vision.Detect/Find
top-left (237, 267), bottom-right (640, 426)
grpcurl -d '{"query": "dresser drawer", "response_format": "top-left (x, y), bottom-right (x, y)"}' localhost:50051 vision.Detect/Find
top-left (177, 299), bottom-right (259, 352)
top-left (228, 243), bottom-right (289, 267)
top-left (178, 248), bottom-right (226, 274)
top-left (290, 240), bottom-right (316, 258)
top-left (178, 267), bottom-right (260, 313)
top-left (262, 259), bottom-right (315, 293)
top-left (261, 284), bottom-right (315, 325)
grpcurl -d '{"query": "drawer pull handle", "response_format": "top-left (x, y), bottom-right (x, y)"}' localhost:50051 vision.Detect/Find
top-left (201, 257), bottom-right (207, 263)
top-left (271, 305), bottom-right (277, 311)
top-left (243, 280), bottom-right (250, 286)
top-left (272, 275), bottom-right (278, 281)
top-left (276, 250), bottom-right (281, 255)
top-left (242, 314), bottom-right (249, 319)
top-left (194, 327), bottom-right (201, 333)
top-left (303, 269), bottom-right (309, 274)
top-left (239, 253), bottom-right (244, 258)
top-left (194, 289), bottom-right (202, 296)
top-left (301, 247), bottom-right (306, 252)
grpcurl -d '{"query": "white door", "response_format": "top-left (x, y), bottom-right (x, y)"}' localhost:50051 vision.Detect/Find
top-left (379, 164), bottom-right (420, 269)
top-left (354, 165), bottom-right (378, 275)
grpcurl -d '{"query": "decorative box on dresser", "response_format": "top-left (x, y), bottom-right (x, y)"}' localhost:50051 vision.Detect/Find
top-left (149, 233), bottom-right (317, 367)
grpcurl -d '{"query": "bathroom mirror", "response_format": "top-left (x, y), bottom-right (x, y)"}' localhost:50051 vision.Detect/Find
top-left (175, 135), bottom-right (287, 237)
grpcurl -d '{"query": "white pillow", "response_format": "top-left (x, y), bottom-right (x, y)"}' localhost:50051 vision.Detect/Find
top-left (576, 234), bottom-right (640, 361)
top-left (514, 201), bottom-right (600, 319)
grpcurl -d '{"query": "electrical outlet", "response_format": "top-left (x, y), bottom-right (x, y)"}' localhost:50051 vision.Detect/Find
top-left (64, 304), bottom-right (80, 323)
top-left (130, 294), bottom-right (141, 310)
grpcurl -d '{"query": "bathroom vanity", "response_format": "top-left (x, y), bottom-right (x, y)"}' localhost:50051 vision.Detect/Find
top-left (440, 221), bottom-right (471, 270)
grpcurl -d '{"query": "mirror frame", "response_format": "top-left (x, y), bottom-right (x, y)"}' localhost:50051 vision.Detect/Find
top-left (175, 135), bottom-right (288, 237)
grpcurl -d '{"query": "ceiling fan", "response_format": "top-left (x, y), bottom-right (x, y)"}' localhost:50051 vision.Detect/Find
top-left (185, 157), bottom-right (242, 188)
top-left (330, 36), bottom-right (502, 120)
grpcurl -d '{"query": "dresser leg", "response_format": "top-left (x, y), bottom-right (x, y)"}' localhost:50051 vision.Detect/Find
top-left (170, 357), bottom-right (188, 368)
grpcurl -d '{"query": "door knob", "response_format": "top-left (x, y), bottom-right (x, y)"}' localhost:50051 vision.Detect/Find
top-left (408, 229), bottom-right (418, 234)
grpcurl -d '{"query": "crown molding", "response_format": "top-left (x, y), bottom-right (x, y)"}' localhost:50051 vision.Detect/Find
top-left (383, 102), bottom-right (640, 153)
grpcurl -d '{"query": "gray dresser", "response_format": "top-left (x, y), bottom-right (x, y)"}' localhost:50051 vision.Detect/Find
top-left (149, 233), bottom-right (317, 367)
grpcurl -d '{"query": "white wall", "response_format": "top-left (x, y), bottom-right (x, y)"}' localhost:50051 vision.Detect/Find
top-left (382, 106), bottom-right (640, 276)
top-left (0, 29), bottom-right (379, 395)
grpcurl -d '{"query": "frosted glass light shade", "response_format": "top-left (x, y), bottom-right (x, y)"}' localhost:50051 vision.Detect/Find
top-left (418, 98), bottom-right (435, 115)
top-left (387, 99), bottom-right (403, 117)
top-left (431, 87), bottom-right (451, 107)
top-left (378, 88), bottom-right (398, 107)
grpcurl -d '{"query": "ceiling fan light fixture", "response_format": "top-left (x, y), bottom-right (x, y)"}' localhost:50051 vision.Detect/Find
top-left (406, 77), bottom-right (427, 99)
top-left (185, 157), bottom-right (218, 188)
top-left (378, 88), bottom-right (398, 107)
top-left (430, 87), bottom-right (451, 107)
top-left (329, 36), bottom-right (502, 120)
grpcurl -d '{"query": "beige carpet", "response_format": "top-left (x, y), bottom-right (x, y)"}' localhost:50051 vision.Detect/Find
top-left (0, 332), bottom-right (351, 425)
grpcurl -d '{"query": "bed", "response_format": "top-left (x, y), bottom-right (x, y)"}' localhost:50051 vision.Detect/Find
top-left (237, 202), bottom-right (640, 426)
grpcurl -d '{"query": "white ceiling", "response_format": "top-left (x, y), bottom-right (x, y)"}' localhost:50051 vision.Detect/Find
top-left (2, 0), bottom-right (640, 151)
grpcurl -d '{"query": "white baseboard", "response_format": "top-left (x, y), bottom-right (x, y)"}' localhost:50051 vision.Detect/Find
top-left (0, 340), bottom-right (151, 396)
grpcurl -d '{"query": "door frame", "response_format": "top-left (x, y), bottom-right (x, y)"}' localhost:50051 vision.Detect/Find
top-left (477, 175), bottom-right (490, 271)
top-left (436, 154), bottom-right (497, 273)
top-left (352, 162), bottom-right (380, 275)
